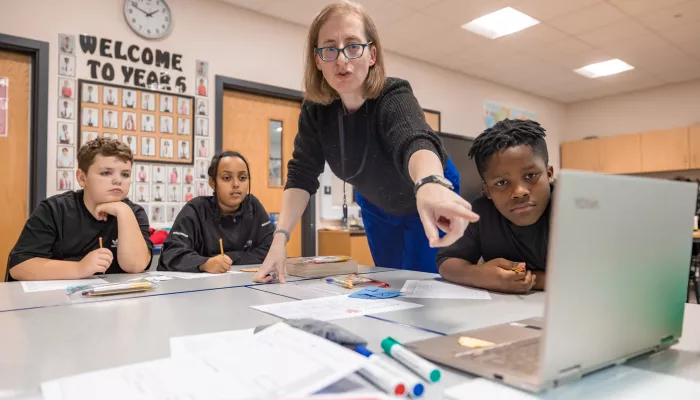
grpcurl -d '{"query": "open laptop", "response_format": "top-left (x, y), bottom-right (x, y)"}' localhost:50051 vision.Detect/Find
top-left (407, 170), bottom-right (696, 393)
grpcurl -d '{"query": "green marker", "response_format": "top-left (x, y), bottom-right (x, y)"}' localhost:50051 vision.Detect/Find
top-left (381, 336), bottom-right (442, 383)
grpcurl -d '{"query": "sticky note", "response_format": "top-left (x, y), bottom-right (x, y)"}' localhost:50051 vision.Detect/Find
top-left (349, 287), bottom-right (402, 299)
top-left (457, 336), bottom-right (495, 349)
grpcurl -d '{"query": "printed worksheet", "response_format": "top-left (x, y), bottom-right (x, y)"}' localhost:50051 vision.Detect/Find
top-left (170, 328), bottom-right (255, 357)
top-left (251, 295), bottom-right (423, 321)
top-left (20, 278), bottom-right (107, 293)
top-left (146, 270), bottom-right (243, 280)
top-left (401, 280), bottom-right (491, 300)
top-left (41, 323), bottom-right (367, 400)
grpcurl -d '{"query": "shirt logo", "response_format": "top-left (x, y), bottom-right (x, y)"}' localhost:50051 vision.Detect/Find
top-left (262, 221), bottom-right (271, 227)
top-left (111, 239), bottom-right (118, 248)
top-left (172, 231), bottom-right (189, 238)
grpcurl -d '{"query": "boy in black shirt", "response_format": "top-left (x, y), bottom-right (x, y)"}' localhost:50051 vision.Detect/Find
top-left (8, 138), bottom-right (152, 281)
top-left (437, 119), bottom-right (554, 293)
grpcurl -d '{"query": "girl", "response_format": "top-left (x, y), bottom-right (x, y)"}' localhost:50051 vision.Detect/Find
top-left (158, 151), bottom-right (274, 273)
top-left (185, 168), bottom-right (194, 184)
top-left (254, 1), bottom-right (476, 283)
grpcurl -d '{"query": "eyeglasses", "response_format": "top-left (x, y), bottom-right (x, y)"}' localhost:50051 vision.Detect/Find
top-left (314, 42), bottom-right (373, 62)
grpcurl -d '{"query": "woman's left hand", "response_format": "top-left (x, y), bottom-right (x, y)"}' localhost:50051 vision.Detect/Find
top-left (416, 183), bottom-right (479, 247)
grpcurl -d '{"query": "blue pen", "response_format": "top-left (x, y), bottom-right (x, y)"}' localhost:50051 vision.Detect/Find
top-left (355, 345), bottom-right (424, 398)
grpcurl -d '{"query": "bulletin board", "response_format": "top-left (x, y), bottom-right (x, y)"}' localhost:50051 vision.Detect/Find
top-left (77, 79), bottom-right (194, 165)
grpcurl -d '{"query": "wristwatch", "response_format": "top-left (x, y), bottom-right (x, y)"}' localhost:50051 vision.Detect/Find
top-left (414, 175), bottom-right (454, 195)
top-left (274, 230), bottom-right (290, 243)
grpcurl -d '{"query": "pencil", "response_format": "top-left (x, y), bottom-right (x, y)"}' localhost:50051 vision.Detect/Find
top-left (219, 238), bottom-right (224, 255)
top-left (99, 237), bottom-right (103, 249)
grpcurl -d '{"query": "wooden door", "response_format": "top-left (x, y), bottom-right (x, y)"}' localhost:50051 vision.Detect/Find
top-left (689, 126), bottom-right (700, 169)
top-left (599, 134), bottom-right (642, 174)
top-left (641, 127), bottom-right (689, 172)
top-left (222, 91), bottom-right (302, 257)
top-left (561, 139), bottom-right (600, 172)
top-left (0, 50), bottom-right (31, 280)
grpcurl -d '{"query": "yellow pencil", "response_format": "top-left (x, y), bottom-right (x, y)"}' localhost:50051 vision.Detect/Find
top-left (99, 237), bottom-right (103, 249)
top-left (219, 238), bottom-right (224, 255)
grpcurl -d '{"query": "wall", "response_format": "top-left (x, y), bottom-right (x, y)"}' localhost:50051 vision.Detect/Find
top-left (565, 79), bottom-right (700, 141)
top-left (4, 0), bottom-right (567, 229)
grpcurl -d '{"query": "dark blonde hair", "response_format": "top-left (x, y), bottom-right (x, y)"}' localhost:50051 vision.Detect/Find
top-left (77, 137), bottom-right (133, 173)
top-left (303, 1), bottom-right (386, 104)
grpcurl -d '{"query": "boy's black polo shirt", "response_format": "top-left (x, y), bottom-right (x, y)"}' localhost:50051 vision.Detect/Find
top-left (7, 190), bottom-right (153, 279)
top-left (437, 186), bottom-right (553, 271)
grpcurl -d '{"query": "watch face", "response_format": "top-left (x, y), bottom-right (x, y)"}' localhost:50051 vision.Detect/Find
top-left (124, 0), bottom-right (173, 40)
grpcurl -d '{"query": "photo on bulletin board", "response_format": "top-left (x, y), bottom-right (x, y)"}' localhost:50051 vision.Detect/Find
top-left (77, 80), bottom-right (195, 165)
top-left (59, 34), bottom-right (75, 55)
top-left (196, 78), bottom-right (208, 97)
top-left (58, 78), bottom-right (75, 99)
top-left (56, 170), bottom-right (74, 191)
top-left (58, 99), bottom-right (75, 120)
top-left (82, 131), bottom-right (98, 144)
top-left (168, 183), bottom-right (180, 202)
top-left (57, 121), bottom-right (75, 145)
top-left (196, 158), bottom-right (208, 179)
top-left (177, 97), bottom-right (191, 116)
top-left (56, 146), bottom-right (74, 168)
top-left (196, 60), bottom-right (208, 78)
top-left (184, 167), bottom-right (194, 184)
top-left (167, 204), bottom-right (181, 223)
top-left (103, 132), bottom-right (119, 140)
top-left (183, 184), bottom-right (195, 202)
top-left (196, 98), bottom-right (208, 116)
top-left (151, 204), bottom-right (165, 223)
top-left (152, 183), bottom-right (165, 202)
top-left (135, 183), bottom-right (150, 202)
top-left (135, 163), bottom-right (151, 183)
top-left (168, 166), bottom-right (181, 184)
top-left (196, 181), bottom-right (207, 197)
top-left (153, 165), bottom-right (166, 183)
top-left (196, 139), bottom-right (209, 158)
top-left (58, 54), bottom-right (75, 77)
top-left (195, 117), bottom-right (208, 137)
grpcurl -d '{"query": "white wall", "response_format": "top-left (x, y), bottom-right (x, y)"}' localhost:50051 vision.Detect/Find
top-left (4, 0), bottom-right (567, 223)
top-left (565, 79), bottom-right (700, 141)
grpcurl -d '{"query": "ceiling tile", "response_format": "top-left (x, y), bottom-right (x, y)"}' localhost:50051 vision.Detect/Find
top-left (656, 22), bottom-right (700, 45)
top-left (676, 39), bottom-right (700, 59)
top-left (653, 63), bottom-right (700, 83)
top-left (608, 0), bottom-right (689, 15)
top-left (259, 0), bottom-right (329, 26)
top-left (391, 0), bottom-right (444, 11)
top-left (594, 69), bottom-right (664, 91)
top-left (354, 0), bottom-right (416, 28)
top-left (637, 1), bottom-right (700, 31)
top-left (422, 0), bottom-right (515, 27)
top-left (577, 20), bottom-right (651, 47)
top-left (550, 49), bottom-right (616, 70)
top-left (617, 44), bottom-right (693, 68)
top-left (547, 3), bottom-right (628, 35)
top-left (600, 33), bottom-right (670, 58)
top-left (514, 0), bottom-right (602, 21)
top-left (496, 23), bottom-right (568, 48)
top-left (220, 0), bottom-right (276, 11)
top-left (528, 37), bottom-right (594, 60)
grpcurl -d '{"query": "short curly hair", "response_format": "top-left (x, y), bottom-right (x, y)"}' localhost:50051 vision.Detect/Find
top-left (77, 137), bottom-right (133, 173)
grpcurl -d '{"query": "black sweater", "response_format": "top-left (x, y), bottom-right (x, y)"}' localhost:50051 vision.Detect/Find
top-left (157, 195), bottom-right (274, 272)
top-left (285, 77), bottom-right (447, 216)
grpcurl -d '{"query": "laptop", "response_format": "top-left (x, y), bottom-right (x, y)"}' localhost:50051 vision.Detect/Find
top-left (407, 170), bottom-right (696, 393)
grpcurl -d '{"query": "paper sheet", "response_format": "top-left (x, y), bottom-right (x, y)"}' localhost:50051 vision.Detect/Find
top-left (250, 294), bottom-right (423, 321)
top-left (146, 270), bottom-right (243, 280)
top-left (170, 328), bottom-right (255, 357)
top-left (41, 323), bottom-right (367, 400)
top-left (445, 367), bottom-right (700, 400)
top-left (401, 280), bottom-right (491, 300)
top-left (20, 278), bottom-right (107, 293)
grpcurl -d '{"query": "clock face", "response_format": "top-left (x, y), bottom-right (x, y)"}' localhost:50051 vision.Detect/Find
top-left (124, 0), bottom-right (173, 40)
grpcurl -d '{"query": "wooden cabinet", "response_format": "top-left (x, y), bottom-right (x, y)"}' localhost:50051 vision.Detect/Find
top-left (689, 125), bottom-right (700, 169)
top-left (561, 139), bottom-right (600, 172)
top-left (598, 134), bottom-right (642, 174)
top-left (318, 230), bottom-right (374, 267)
top-left (640, 127), bottom-right (690, 172)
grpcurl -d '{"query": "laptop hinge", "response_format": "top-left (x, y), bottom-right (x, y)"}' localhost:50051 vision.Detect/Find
top-left (555, 365), bottom-right (582, 386)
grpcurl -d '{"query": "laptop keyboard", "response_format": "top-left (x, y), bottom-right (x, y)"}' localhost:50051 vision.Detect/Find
top-left (464, 337), bottom-right (541, 375)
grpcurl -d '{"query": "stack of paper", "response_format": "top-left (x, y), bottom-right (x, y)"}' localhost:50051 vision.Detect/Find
top-left (41, 323), bottom-right (367, 400)
top-left (251, 294), bottom-right (423, 321)
top-left (401, 280), bottom-right (491, 300)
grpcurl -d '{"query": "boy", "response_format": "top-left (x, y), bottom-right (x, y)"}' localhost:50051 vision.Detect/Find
top-left (8, 138), bottom-right (153, 281)
top-left (437, 119), bottom-right (554, 294)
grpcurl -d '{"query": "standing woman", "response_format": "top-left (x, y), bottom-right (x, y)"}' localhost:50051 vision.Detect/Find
top-left (254, 1), bottom-right (478, 283)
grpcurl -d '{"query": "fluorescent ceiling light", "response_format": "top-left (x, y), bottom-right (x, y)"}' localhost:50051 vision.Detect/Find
top-left (461, 7), bottom-right (540, 39)
top-left (574, 59), bottom-right (634, 78)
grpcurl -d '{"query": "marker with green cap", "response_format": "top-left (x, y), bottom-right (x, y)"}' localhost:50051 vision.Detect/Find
top-left (381, 336), bottom-right (442, 383)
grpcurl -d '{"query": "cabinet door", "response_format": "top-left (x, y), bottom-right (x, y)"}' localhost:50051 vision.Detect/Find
top-left (689, 126), bottom-right (700, 169)
top-left (641, 128), bottom-right (689, 172)
top-left (561, 139), bottom-right (600, 172)
top-left (599, 134), bottom-right (642, 174)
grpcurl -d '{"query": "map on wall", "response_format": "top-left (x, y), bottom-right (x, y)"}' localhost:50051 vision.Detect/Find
top-left (484, 101), bottom-right (537, 129)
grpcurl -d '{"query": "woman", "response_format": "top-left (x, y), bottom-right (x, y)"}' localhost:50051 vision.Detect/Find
top-left (254, 2), bottom-right (477, 283)
top-left (158, 151), bottom-right (274, 273)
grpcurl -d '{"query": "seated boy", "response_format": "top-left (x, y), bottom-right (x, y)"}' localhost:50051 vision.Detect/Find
top-left (8, 138), bottom-right (152, 281)
top-left (437, 119), bottom-right (554, 293)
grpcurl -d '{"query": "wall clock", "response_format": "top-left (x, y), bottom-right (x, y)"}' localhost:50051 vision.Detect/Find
top-left (124, 0), bottom-right (173, 40)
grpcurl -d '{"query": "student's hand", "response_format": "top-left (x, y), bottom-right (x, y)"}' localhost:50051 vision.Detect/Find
top-left (254, 237), bottom-right (287, 283)
top-left (416, 183), bottom-right (480, 248)
top-left (94, 202), bottom-right (130, 221)
top-left (484, 258), bottom-right (525, 272)
top-left (200, 255), bottom-right (233, 273)
top-left (77, 248), bottom-right (114, 278)
top-left (496, 269), bottom-right (536, 294)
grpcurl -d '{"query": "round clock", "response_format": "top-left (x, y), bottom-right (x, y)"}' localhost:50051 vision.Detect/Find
top-left (124, 0), bottom-right (173, 40)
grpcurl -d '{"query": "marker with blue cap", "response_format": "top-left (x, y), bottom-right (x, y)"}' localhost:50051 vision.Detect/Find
top-left (381, 337), bottom-right (442, 383)
top-left (355, 345), bottom-right (423, 398)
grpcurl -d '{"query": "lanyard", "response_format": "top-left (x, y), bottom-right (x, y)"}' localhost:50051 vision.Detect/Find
top-left (337, 103), bottom-right (370, 228)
